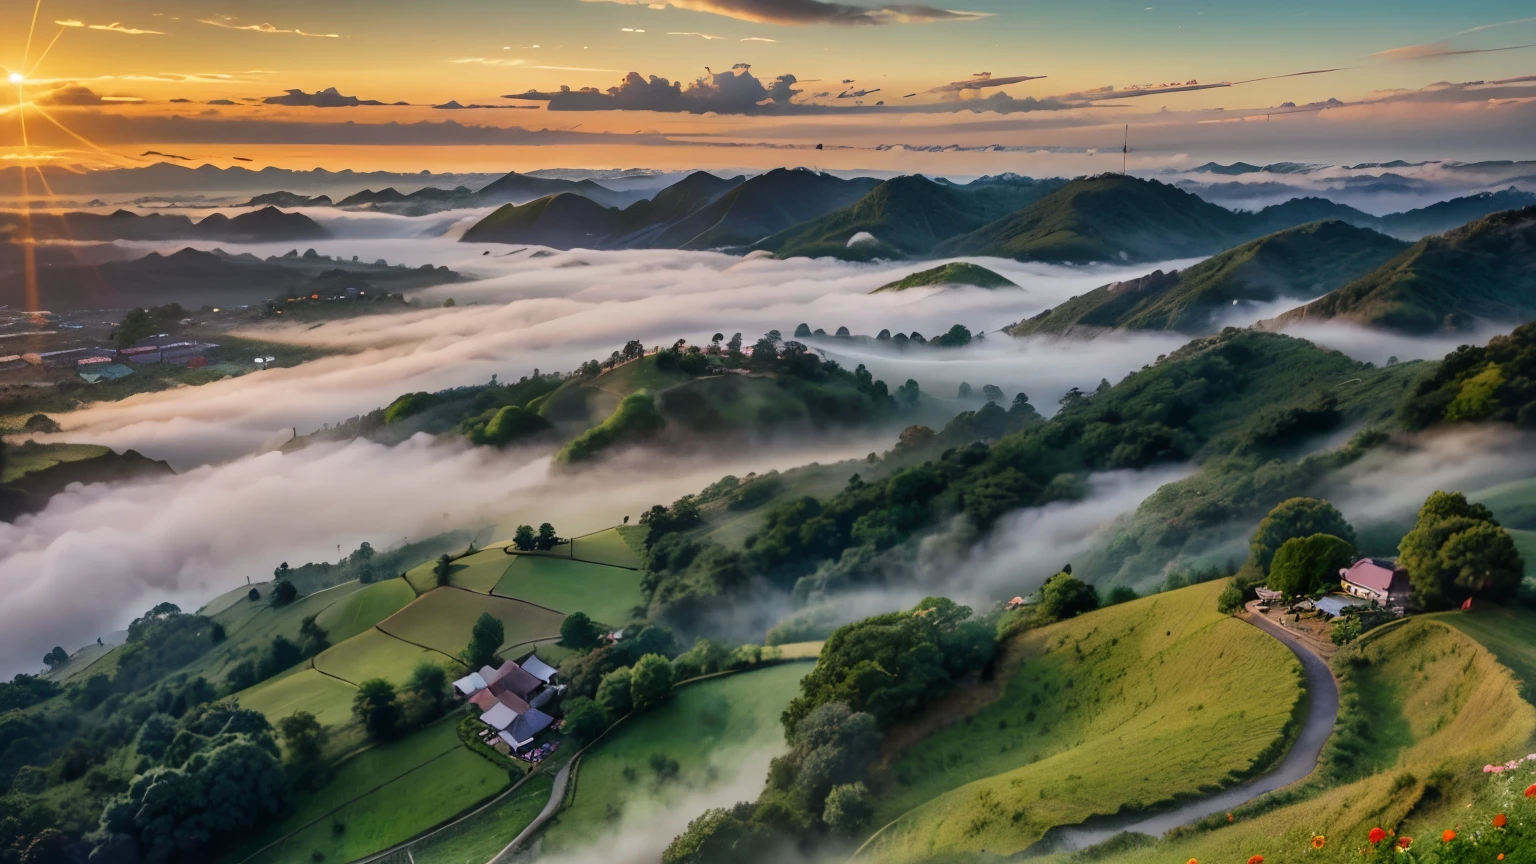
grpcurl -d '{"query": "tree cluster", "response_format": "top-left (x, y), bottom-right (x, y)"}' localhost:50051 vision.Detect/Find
top-left (1399, 491), bottom-right (1525, 609)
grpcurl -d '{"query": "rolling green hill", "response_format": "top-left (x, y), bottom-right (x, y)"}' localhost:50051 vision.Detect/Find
top-left (859, 581), bottom-right (1302, 862)
top-left (1009, 220), bottom-right (1408, 336)
top-left (757, 175), bottom-right (1059, 261)
top-left (933, 174), bottom-right (1260, 263)
top-left (874, 262), bottom-right (1018, 293)
top-left (1267, 206), bottom-right (1536, 333)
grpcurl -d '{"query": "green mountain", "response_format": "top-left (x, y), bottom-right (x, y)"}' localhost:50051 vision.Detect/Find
top-left (874, 262), bottom-right (1018, 293)
top-left (459, 193), bottom-right (620, 248)
top-left (659, 168), bottom-right (880, 250)
top-left (933, 174), bottom-right (1255, 263)
top-left (757, 175), bottom-right (1063, 261)
top-left (1010, 221), bottom-right (1408, 336)
top-left (1266, 206), bottom-right (1536, 333)
top-left (1376, 187), bottom-right (1536, 239)
top-left (0, 206), bottom-right (329, 244)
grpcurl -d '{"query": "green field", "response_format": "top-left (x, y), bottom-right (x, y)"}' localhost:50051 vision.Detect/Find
top-left (443, 549), bottom-right (517, 593)
top-left (404, 557), bottom-right (444, 595)
top-left (315, 579), bottom-right (418, 643)
top-left (230, 720), bottom-right (513, 864)
top-left (236, 666), bottom-right (359, 730)
top-left (539, 663), bottom-right (809, 852)
top-left (408, 772), bottom-right (555, 864)
top-left (1471, 476), bottom-right (1536, 531)
top-left (41, 641), bottom-right (118, 684)
top-left (492, 555), bottom-right (644, 625)
top-left (188, 581), bottom-right (369, 684)
top-left (1443, 605), bottom-right (1536, 707)
top-left (201, 581), bottom-right (269, 617)
top-left (377, 587), bottom-right (565, 659)
top-left (0, 442), bottom-right (110, 483)
top-left (863, 580), bottom-right (1304, 862)
top-left (1142, 617), bottom-right (1535, 864)
top-left (568, 526), bottom-right (644, 569)
top-left (314, 627), bottom-right (461, 687)
top-left (1513, 528), bottom-right (1536, 578)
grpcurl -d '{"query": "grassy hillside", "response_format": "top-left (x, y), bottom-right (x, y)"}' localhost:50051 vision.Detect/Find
top-left (376, 588), bottom-right (565, 658)
top-left (408, 772), bottom-right (554, 864)
top-left (860, 581), bottom-right (1302, 862)
top-left (759, 175), bottom-right (1055, 261)
top-left (934, 175), bottom-right (1254, 263)
top-left (666, 168), bottom-right (880, 250)
top-left (1010, 221), bottom-right (1408, 336)
top-left (1268, 206), bottom-right (1536, 333)
top-left (0, 443), bottom-right (110, 484)
top-left (1471, 477), bottom-right (1536, 531)
top-left (874, 262), bottom-right (1018, 293)
top-left (1140, 616), bottom-right (1535, 864)
top-left (538, 663), bottom-right (810, 852)
top-left (492, 556), bottom-right (643, 626)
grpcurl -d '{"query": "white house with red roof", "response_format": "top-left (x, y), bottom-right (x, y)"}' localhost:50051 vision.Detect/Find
top-left (1339, 558), bottom-right (1412, 609)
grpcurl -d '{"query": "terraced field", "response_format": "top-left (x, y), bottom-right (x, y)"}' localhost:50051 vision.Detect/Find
top-left (314, 627), bottom-right (461, 687)
top-left (492, 556), bottom-right (644, 625)
top-left (237, 666), bottom-right (359, 730)
top-left (861, 581), bottom-right (1304, 862)
top-left (315, 579), bottom-right (418, 643)
top-left (376, 587), bottom-right (565, 657)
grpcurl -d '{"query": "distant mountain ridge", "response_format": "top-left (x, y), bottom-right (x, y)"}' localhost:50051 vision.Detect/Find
top-left (0, 207), bottom-right (329, 244)
top-left (1009, 220), bottom-right (1410, 337)
top-left (1262, 206), bottom-right (1536, 333)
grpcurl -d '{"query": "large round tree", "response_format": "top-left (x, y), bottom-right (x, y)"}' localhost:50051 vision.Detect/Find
top-left (1248, 497), bottom-right (1357, 575)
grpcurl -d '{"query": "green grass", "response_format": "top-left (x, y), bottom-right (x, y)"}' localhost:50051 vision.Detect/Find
top-left (314, 579), bottom-right (418, 643)
top-left (408, 772), bottom-right (555, 864)
top-left (1472, 477), bottom-right (1536, 531)
top-left (189, 581), bottom-right (369, 684)
top-left (313, 627), bottom-right (461, 687)
top-left (441, 550), bottom-right (516, 593)
top-left (1442, 604), bottom-right (1536, 708)
top-left (201, 582), bottom-right (266, 617)
top-left (229, 720), bottom-right (513, 864)
top-left (0, 443), bottom-right (109, 483)
top-left (569, 526), bottom-right (644, 569)
top-left (236, 666), bottom-right (359, 730)
top-left (1513, 529), bottom-right (1536, 579)
top-left (42, 642), bottom-right (117, 683)
top-left (874, 262), bottom-right (1017, 293)
top-left (404, 557), bottom-right (444, 595)
top-left (492, 556), bottom-right (644, 626)
top-left (377, 587), bottom-right (565, 659)
top-left (1139, 617), bottom-right (1535, 864)
top-left (589, 354), bottom-right (696, 397)
top-left (539, 664), bottom-right (809, 852)
top-left (863, 581), bottom-right (1304, 862)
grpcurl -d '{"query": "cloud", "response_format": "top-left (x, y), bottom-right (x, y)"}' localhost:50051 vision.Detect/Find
top-left (262, 87), bottom-right (405, 107)
top-left (580, 0), bottom-right (989, 26)
top-left (741, 36), bottom-right (779, 42)
top-left (35, 85), bottom-right (111, 106)
top-left (1455, 16), bottom-right (1536, 36)
top-left (198, 17), bottom-right (340, 38)
top-left (449, 57), bottom-right (527, 66)
top-left (506, 65), bottom-right (803, 114)
top-left (928, 72), bottom-right (1047, 94)
top-left (85, 22), bottom-right (164, 35)
top-left (668, 31), bottom-right (726, 39)
top-left (54, 19), bottom-right (83, 27)
top-left (1371, 41), bottom-right (1536, 61)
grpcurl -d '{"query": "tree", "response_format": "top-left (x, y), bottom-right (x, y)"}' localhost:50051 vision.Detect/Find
top-left (464, 612), bottom-right (504, 669)
top-left (352, 679), bottom-right (402, 739)
top-left (405, 661), bottom-right (449, 721)
top-left (957, 382), bottom-right (973, 399)
top-left (1399, 491), bottom-right (1524, 608)
top-left (271, 578), bottom-right (298, 608)
top-left (596, 666), bottom-right (633, 719)
top-left (116, 308), bottom-right (156, 348)
top-left (298, 615), bottom-right (329, 656)
top-left (561, 696), bottom-right (608, 742)
top-left (137, 713), bottom-right (178, 761)
top-left (1217, 582), bottom-right (1245, 614)
top-left (513, 525), bottom-right (537, 552)
top-left (41, 646), bottom-right (68, 668)
top-left (561, 612), bottom-right (603, 650)
top-left (1248, 498), bottom-right (1357, 575)
top-left (1268, 534), bottom-right (1355, 597)
top-left (1038, 571), bottom-right (1099, 622)
top-left (536, 523), bottom-right (559, 551)
top-left (937, 324), bottom-right (972, 348)
top-left (20, 828), bottom-right (70, 864)
top-left (434, 553), bottom-right (453, 587)
top-left (277, 711), bottom-right (327, 785)
top-left (630, 654), bottom-right (675, 711)
top-left (981, 384), bottom-right (1005, 403)
top-left (896, 379), bottom-right (921, 407)
top-left (247, 587), bottom-right (261, 602)
top-left (1105, 586), bottom-right (1139, 606)
top-left (623, 339), bottom-right (645, 359)
top-left (443, 297), bottom-right (457, 307)
top-left (822, 782), bottom-right (874, 834)
top-left (794, 323), bottom-right (812, 338)
top-left (258, 635), bottom-right (304, 680)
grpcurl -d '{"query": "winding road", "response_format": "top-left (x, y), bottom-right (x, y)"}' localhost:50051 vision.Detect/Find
top-left (487, 757), bottom-right (575, 864)
top-left (1035, 606), bottom-right (1340, 853)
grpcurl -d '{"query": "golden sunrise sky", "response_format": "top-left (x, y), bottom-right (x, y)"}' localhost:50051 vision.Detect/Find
top-left (3, 0), bottom-right (1535, 173)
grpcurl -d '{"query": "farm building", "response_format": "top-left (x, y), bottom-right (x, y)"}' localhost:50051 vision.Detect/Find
top-left (22, 347), bottom-right (117, 370)
top-left (121, 339), bottom-right (219, 365)
top-left (1340, 559), bottom-right (1412, 608)
top-left (454, 653), bottom-right (563, 756)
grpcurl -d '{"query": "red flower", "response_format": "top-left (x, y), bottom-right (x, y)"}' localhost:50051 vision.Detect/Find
top-left (1247, 857), bottom-right (1264, 864)
top-left (1443, 829), bottom-right (1457, 843)
top-left (1494, 813), bottom-right (1509, 828)
top-left (1398, 837), bottom-right (1413, 850)
top-left (1368, 827), bottom-right (1387, 845)
top-left (1526, 784), bottom-right (1536, 798)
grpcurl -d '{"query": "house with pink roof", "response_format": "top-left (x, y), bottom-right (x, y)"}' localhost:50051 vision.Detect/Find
top-left (1339, 558), bottom-right (1412, 609)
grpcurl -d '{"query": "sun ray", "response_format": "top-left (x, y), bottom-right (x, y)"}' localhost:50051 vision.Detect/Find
top-left (27, 103), bottom-right (141, 166)
top-left (21, 0), bottom-right (43, 71)
top-left (26, 26), bottom-right (67, 78)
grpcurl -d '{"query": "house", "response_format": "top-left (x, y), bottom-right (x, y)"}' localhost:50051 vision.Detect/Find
top-left (1340, 559), bottom-right (1412, 608)
top-left (487, 661), bottom-right (543, 701)
top-left (479, 701), bottom-right (519, 732)
top-left (23, 347), bottom-right (117, 370)
top-left (468, 690), bottom-right (499, 712)
top-left (452, 671), bottom-right (488, 697)
top-left (1255, 587), bottom-right (1284, 604)
top-left (501, 708), bottom-right (555, 751)
top-left (497, 691), bottom-right (532, 714)
top-left (520, 654), bottom-right (559, 685)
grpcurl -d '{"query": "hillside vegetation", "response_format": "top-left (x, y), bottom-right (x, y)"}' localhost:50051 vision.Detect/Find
top-left (861, 581), bottom-right (1302, 861)
top-left (1009, 220), bottom-right (1408, 336)
top-left (874, 262), bottom-right (1018, 293)
top-left (1267, 206), bottom-right (1536, 333)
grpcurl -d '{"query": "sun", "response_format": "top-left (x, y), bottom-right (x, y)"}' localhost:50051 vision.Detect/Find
top-left (7, 72), bottom-right (23, 84)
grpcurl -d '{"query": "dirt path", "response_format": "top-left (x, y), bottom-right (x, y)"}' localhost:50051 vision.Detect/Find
top-left (1035, 604), bottom-right (1340, 853)
top-left (487, 757), bottom-right (576, 863)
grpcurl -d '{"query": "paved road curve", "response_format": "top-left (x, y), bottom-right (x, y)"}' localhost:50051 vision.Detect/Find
top-left (487, 757), bottom-right (576, 864)
top-left (1035, 609), bottom-right (1340, 853)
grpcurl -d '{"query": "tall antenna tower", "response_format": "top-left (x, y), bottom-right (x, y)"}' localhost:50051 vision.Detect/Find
top-left (1122, 125), bottom-right (1129, 175)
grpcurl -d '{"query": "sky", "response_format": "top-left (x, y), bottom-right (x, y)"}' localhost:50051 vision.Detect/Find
top-left (1, 0), bottom-right (1535, 173)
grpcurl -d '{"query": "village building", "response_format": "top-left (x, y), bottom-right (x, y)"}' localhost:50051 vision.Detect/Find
top-left (453, 653), bottom-right (565, 756)
top-left (22, 347), bottom-right (117, 370)
top-left (1339, 559), bottom-right (1413, 608)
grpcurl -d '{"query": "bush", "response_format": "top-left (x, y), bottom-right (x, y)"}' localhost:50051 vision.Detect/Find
top-left (1268, 533), bottom-right (1354, 597)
